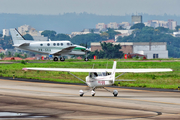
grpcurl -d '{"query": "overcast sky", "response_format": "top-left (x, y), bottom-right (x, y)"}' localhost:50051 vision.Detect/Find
top-left (0, 0), bottom-right (180, 16)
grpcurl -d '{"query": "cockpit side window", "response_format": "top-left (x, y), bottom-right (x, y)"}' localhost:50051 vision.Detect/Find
top-left (94, 72), bottom-right (98, 77)
top-left (102, 72), bottom-right (106, 76)
top-left (97, 72), bottom-right (102, 76)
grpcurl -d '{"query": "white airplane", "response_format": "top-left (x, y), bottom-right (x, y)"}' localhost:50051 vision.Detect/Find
top-left (10, 28), bottom-right (89, 61)
top-left (23, 61), bottom-right (173, 97)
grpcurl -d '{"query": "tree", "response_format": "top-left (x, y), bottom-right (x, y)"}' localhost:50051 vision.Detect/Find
top-left (23, 34), bottom-right (34, 40)
top-left (130, 23), bottom-right (145, 29)
top-left (105, 28), bottom-right (121, 39)
top-left (156, 27), bottom-right (169, 33)
top-left (71, 33), bottom-right (102, 46)
top-left (0, 53), bottom-right (5, 59)
top-left (88, 42), bottom-right (124, 59)
top-left (56, 33), bottom-right (70, 40)
top-left (118, 26), bottom-right (126, 30)
top-left (41, 30), bottom-right (56, 40)
top-left (100, 32), bottom-right (109, 40)
top-left (175, 25), bottom-right (180, 31)
top-left (2, 36), bottom-right (14, 49)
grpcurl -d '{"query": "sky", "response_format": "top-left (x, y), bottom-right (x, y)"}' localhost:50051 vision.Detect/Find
top-left (0, 0), bottom-right (180, 16)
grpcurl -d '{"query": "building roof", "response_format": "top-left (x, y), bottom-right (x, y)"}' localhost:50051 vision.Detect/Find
top-left (0, 48), bottom-right (5, 53)
top-left (25, 57), bottom-right (36, 60)
top-left (91, 42), bottom-right (166, 46)
top-left (101, 39), bottom-right (115, 43)
top-left (2, 57), bottom-right (23, 60)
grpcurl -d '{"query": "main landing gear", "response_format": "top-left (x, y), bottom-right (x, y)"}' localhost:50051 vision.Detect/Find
top-left (79, 89), bottom-right (96, 97)
top-left (60, 57), bottom-right (65, 61)
top-left (84, 57), bottom-right (89, 61)
top-left (79, 88), bottom-right (118, 97)
top-left (53, 57), bottom-right (58, 61)
top-left (53, 56), bottom-right (65, 61)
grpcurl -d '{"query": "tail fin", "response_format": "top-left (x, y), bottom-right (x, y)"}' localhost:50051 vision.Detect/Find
top-left (10, 28), bottom-right (26, 45)
top-left (111, 61), bottom-right (117, 83)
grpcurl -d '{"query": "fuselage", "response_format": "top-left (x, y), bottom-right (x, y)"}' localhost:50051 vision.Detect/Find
top-left (85, 72), bottom-right (114, 88)
top-left (16, 41), bottom-right (86, 56)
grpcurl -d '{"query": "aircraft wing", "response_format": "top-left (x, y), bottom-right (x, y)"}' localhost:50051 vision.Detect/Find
top-left (115, 68), bottom-right (173, 73)
top-left (23, 68), bottom-right (112, 72)
top-left (50, 46), bottom-right (77, 55)
top-left (23, 68), bottom-right (173, 73)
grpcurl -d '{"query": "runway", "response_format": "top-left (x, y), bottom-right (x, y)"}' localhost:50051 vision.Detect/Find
top-left (0, 78), bottom-right (180, 120)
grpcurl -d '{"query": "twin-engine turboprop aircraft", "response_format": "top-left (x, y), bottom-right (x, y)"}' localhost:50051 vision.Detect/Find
top-left (23, 61), bottom-right (173, 97)
top-left (10, 28), bottom-right (89, 61)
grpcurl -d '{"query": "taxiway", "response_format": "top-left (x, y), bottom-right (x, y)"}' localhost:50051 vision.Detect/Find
top-left (0, 78), bottom-right (180, 119)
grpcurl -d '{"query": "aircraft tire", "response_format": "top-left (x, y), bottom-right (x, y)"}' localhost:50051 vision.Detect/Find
top-left (79, 90), bottom-right (84, 97)
top-left (113, 90), bottom-right (118, 97)
top-left (53, 57), bottom-right (58, 61)
top-left (60, 57), bottom-right (65, 61)
top-left (84, 57), bottom-right (89, 61)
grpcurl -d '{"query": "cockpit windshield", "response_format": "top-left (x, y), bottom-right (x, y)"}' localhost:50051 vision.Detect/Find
top-left (89, 72), bottom-right (108, 78)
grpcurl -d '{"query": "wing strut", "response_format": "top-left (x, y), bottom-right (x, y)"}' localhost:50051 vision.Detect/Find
top-left (68, 72), bottom-right (86, 83)
top-left (115, 72), bottom-right (126, 79)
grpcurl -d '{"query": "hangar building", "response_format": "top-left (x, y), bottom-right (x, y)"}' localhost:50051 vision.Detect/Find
top-left (91, 42), bottom-right (168, 59)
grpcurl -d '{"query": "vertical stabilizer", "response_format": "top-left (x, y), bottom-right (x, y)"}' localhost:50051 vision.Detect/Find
top-left (10, 28), bottom-right (26, 45)
top-left (111, 61), bottom-right (117, 83)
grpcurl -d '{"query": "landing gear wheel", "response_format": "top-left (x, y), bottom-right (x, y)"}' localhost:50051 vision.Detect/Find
top-left (53, 57), bottom-right (58, 61)
top-left (60, 57), bottom-right (65, 61)
top-left (84, 57), bottom-right (89, 61)
top-left (79, 90), bottom-right (84, 97)
top-left (91, 90), bottom-right (95, 96)
top-left (113, 90), bottom-right (118, 97)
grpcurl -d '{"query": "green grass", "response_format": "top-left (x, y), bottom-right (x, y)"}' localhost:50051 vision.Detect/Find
top-left (0, 59), bottom-right (180, 89)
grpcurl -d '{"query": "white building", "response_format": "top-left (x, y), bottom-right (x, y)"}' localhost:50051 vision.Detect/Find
top-left (107, 22), bottom-right (119, 29)
top-left (133, 42), bottom-right (168, 59)
top-left (119, 22), bottom-right (131, 29)
top-left (96, 23), bottom-right (107, 30)
top-left (18, 25), bottom-right (47, 41)
top-left (18, 25), bottom-right (31, 35)
top-left (173, 31), bottom-right (180, 37)
top-left (3, 29), bottom-right (10, 37)
top-left (70, 32), bottom-right (90, 38)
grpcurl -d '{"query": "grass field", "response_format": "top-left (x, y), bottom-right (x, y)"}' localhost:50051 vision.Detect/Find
top-left (0, 59), bottom-right (180, 89)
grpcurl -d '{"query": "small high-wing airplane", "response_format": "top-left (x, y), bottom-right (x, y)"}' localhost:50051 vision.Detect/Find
top-left (23, 61), bottom-right (173, 97)
top-left (10, 28), bottom-right (89, 61)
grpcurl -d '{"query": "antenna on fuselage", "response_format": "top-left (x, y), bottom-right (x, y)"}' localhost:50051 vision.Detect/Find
top-left (49, 39), bottom-right (51, 41)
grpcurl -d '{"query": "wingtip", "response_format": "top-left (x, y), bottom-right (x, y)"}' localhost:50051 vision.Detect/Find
top-left (22, 68), bottom-right (27, 71)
